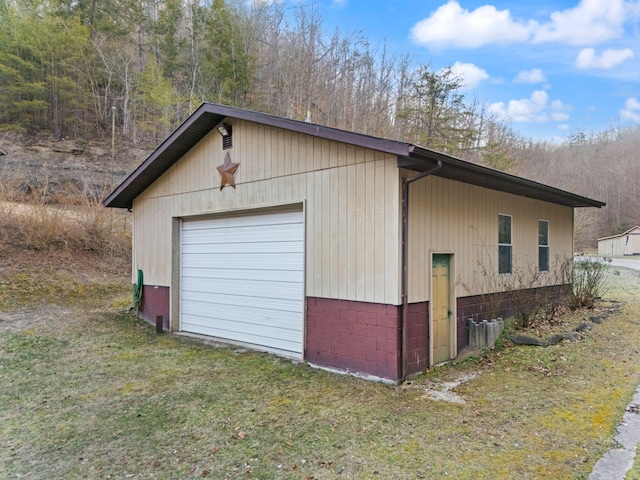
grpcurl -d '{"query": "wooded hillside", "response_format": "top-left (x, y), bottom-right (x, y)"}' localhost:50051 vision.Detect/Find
top-left (1, 0), bottom-right (638, 248)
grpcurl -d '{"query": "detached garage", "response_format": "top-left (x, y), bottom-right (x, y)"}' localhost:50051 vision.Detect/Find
top-left (105, 102), bottom-right (604, 383)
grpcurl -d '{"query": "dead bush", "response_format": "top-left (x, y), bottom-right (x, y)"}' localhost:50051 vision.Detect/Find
top-left (0, 170), bottom-right (130, 256)
top-left (569, 258), bottom-right (610, 309)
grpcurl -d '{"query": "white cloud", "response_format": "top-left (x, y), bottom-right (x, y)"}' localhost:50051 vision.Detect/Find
top-left (410, 1), bottom-right (531, 49)
top-left (489, 90), bottom-right (572, 123)
top-left (533, 0), bottom-right (628, 45)
top-left (411, 0), bottom-right (634, 49)
top-left (620, 97), bottom-right (640, 122)
top-left (575, 47), bottom-right (635, 69)
top-left (557, 124), bottom-right (570, 131)
top-left (448, 61), bottom-right (489, 89)
top-left (514, 68), bottom-right (546, 83)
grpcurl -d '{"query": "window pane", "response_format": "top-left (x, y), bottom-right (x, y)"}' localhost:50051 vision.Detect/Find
top-left (499, 215), bottom-right (511, 244)
top-left (538, 220), bottom-right (549, 246)
top-left (499, 245), bottom-right (512, 274)
top-left (539, 246), bottom-right (549, 271)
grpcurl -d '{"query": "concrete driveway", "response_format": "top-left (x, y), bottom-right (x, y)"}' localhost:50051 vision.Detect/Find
top-left (577, 255), bottom-right (640, 272)
top-left (606, 257), bottom-right (640, 271)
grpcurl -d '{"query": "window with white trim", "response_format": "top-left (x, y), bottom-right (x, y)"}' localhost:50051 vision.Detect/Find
top-left (498, 214), bottom-right (512, 274)
top-left (539, 220), bottom-right (549, 272)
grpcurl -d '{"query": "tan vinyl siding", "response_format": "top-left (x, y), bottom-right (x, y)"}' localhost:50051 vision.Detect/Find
top-left (407, 174), bottom-right (574, 303)
top-left (132, 120), bottom-right (401, 305)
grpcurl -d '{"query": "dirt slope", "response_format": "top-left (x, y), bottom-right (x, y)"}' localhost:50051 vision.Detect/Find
top-left (0, 131), bottom-right (151, 194)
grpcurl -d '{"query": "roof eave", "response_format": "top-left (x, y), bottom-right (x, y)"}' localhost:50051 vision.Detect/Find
top-left (400, 147), bottom-right (605, 209)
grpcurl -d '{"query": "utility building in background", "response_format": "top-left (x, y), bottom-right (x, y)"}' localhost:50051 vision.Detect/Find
top-left (598, 226), bottom-right (640, 257)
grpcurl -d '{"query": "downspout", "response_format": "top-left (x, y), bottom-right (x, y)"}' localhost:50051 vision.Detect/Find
top-left (400, 160), bottom-right (442, 381)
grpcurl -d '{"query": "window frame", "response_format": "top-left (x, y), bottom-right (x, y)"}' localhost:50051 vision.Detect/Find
top-left (498, 214), bottom-right (512, 274)
top-left (538, 219), bottom-right (549, 272)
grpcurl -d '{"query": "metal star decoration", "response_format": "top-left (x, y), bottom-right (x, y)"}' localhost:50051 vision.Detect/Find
top-left (216, 152), bottom-right (240, 190)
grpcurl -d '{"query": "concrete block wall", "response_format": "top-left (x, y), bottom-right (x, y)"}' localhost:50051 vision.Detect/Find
top-left (139, 285), bottom-right (170, 330)
top-left (406, 302), bottom-right (429, 376)
top-left (305, 297), bottom-right (401, 381)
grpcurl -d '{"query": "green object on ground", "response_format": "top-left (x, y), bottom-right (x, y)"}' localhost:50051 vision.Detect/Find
top-left (133, 269), bottom-right (143, 310)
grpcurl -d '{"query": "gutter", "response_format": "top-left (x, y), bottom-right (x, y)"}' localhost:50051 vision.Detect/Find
top-left (400, 159), bottom-right (442, 381)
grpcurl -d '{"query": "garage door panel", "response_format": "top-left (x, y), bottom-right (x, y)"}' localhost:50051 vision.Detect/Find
top-left (181, 317), bottom-right (302, 353)
top-left (181, 276), bottom-right (302, 299)
top-left (181, 252), bottom-right (304, 270)
top-left (183, 223), bottom-right (303, 244)
top-left (181, 291), bottom-right (303, 314)
top-left (183, 241), bottom-right (303, 255)
top-left (182, 267), bottom-right (302, 283)
top-left (183, 211), bottom-right (300, 230)
top-left (180, 209), bottom-right (304, 358)
top-left (182, 303), bottom-right (303, 330)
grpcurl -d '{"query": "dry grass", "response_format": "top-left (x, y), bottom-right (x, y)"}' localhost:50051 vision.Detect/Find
top-left (0, 169), bottom-right (130, 256)
top-left (629, 458), bottom-right (640, 480)
top-left (1, 243), bottom-right (640, 478)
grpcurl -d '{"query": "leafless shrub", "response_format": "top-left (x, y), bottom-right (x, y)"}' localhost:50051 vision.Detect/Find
top-left (471, 254), bottom-right (572, 329)
top-left (569, 258), bottom-right (609, 309)
top-left (0, 170), bottom-right (130, 256)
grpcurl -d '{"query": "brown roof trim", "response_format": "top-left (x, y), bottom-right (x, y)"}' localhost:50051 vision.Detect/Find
top-left (104, 102), bottom-right (605, 209)
top-left (597, 226), bottom-right (640, 241)
top-left (401, 147), bottom-right (605, 208)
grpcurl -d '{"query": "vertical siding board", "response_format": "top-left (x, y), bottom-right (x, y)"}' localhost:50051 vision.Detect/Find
top-left (283, 130), bottom-right (292, 176)
top-left (263, 126), bottom-right (273, 180)
top-left (452, 179), bottom-right (461, 255)
top-left (437, 177), bottom-right (445, 249)
top-left (257, 123), bottom-right (266, 181)
top-left (408, 174), bottom-right (425, 303)
top-left (346, 165), bottom-right (357, 300)
top-left (280, 175), bottom-right (290, 204)
top-left (275, 128), bottom-right (283, 178)
top-left (329, 167), bottom-right (341, 299)
top-left (337, 165), bottom-right (348, 299)
top-left (364, 162), bottom-right (376, 300)
top-left (355, 162), bottom-right (367, 300)
top-left (329, 140), bottom-right (338, 169)
top-left (337, 142), bottom-right (347, 167)
top-left (323, 139), bottom-right (332, 170)
top-left (291, 165), bottom-right (300, 202)
top-left (407, 174), bottom-right (415, 302)
top-left (306, 173), bottom-right (316, 295)
top-left (313, 137), bottom-right (322, 171)
top-left (384, 163), bottom-right (400, 305)
top-left (291, 131), bottom-right (300, 175)
top-left (461, 180), bottom-right (470, 296)
top-left (345, 144), bottom-right (356, 167)
top-left (314, 171), bottom-right (324, 296)
top-left (373, 158), bottom-right (386, 302)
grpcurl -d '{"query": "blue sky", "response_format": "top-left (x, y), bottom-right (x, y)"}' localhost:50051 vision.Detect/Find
top-left (289, 0), bottom-right (640, 141)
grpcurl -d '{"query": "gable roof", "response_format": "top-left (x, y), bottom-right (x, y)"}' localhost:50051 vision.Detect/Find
top-left (597, 226), bottom-right (640, 241)
top-left (104, 102), bottom-right (605, 210)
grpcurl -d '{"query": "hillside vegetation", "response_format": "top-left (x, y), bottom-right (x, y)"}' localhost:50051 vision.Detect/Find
top-left (1, 0), bottom-right (639, 247)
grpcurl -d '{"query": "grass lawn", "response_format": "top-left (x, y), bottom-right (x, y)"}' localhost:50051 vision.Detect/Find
top-left (1, 251), bottom-right (640, 479)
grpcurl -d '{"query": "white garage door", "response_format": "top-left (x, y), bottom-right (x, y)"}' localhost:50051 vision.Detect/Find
top-left (180, 209), bottom-right (304, 358)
